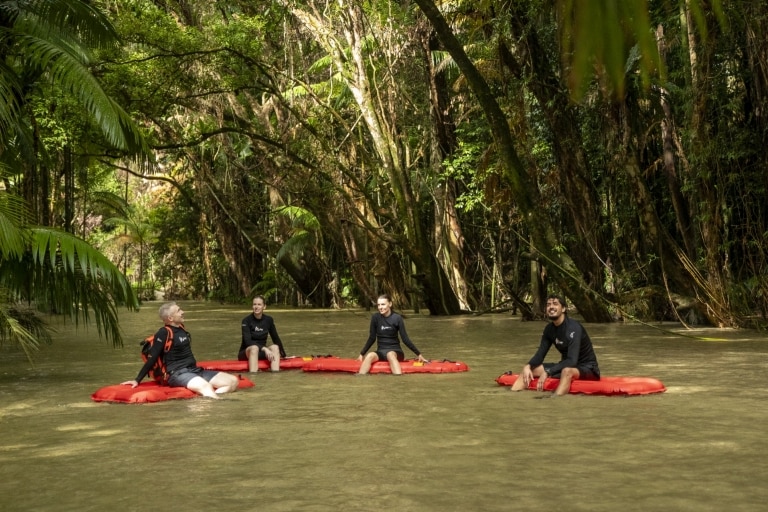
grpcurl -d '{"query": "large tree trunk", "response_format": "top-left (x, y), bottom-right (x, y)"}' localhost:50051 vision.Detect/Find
top-left (680, 3), bottom-right (734, 326)
top-left (422, 25), bottom-right (470, 310)
top-left (656, 24), bottom-right (696, 258)
top-left (498, 18), bottom-right (607, 295)
top-left (283, 0), bottom-right (462, 314)
top-left (414, 0), bottom-right (613, 321)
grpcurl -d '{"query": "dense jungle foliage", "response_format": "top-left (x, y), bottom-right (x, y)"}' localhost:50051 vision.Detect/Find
top-left (2, 0), bottom-right (767, 355)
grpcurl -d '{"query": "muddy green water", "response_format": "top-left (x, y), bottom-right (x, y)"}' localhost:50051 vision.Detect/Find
top-left (1, 303), bottom-right (766, 512)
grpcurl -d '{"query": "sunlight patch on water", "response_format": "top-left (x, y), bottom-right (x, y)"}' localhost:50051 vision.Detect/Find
top-left (32, 441), bottom-right (103, 458)
top-left (664, 385), bottom-right (709, 393)
top-left (84, 429), bottom-right (125, 437)
top-left (0, 443), bottom-right (38, 452)
top-left (56, 423), bottom-right (100, 431)
top-left (0, 400), bottom-right (46, 419)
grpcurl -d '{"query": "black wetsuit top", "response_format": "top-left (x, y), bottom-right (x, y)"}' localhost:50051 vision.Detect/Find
top-left (527, 317), bottom-right (599, 377)
top-left (359, 312), bottom-right (420, 356)
top-left (239, 314), bottom-right (286, 358)
top-left (136, 325), bottom-right (197, 382)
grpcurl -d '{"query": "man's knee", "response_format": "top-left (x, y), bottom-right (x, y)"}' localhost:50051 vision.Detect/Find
top-left (212, 372), bottom-right (238, 390)
top-left (561, 367), bottom-right (580, 379)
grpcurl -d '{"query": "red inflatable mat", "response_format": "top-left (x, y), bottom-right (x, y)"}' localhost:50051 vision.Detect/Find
top-left (495, 372), bottom-right (666, 396)
top-left (91, 375), bottom-right (254, 403)
top-left (197, 355), bottom-right (336, 372)
top-left (303, 358), bottom-right (469, 374)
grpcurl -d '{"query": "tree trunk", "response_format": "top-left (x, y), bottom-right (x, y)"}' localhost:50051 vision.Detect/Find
top-left (499, 21), bottom-right (606, 295)
top-left (284, 0), bottom-right (462, 314)
top-left (414, 0), bottom-right (613, 322)
top-left (422, 25), bottom-right (470, 310)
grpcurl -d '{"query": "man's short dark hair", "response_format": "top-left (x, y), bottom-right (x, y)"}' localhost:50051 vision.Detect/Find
top-left (546, 294), bottom-right (567, 308)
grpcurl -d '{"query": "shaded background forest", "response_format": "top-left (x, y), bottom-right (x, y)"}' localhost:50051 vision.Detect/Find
top-left (3, 0), bottom-right (767, 352)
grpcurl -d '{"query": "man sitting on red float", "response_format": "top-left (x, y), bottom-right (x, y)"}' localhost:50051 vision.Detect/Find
top-left (509, 294), bottom-right (600, 396)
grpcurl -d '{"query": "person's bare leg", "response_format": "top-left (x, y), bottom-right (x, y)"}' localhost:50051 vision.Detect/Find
top-left (510, 365), bottom-right (545, 391)
top-left (246, 346), bottom-right (260, 372)
top-left (553, 367), bottom-right (580, 396)
top-left (358, 352), bottom-right (379, 374)
top-left (265, 345), bottom-right (281, 372)
top-left (387, 351), bottom-right (403, 375)
top-left (186, 376), bottom-right (219, 399)
top-left (210, 372), bottom-right (239, 394)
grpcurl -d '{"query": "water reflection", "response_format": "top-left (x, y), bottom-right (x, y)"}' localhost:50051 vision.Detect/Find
top-left (1, 303), bottom-right (766, 511)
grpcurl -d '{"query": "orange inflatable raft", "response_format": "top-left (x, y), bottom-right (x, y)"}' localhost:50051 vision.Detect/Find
top-left (495, 372), bottom-right (666, 396)
top-left (303, 358), bottom-right (469, 374)
top-left (196, 355), bottom-right (335, 372)
top-left (91, 375), bottom-right (254, 404)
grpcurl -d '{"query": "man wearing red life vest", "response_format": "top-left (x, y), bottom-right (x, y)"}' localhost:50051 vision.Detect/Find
top-left (122, 302), bottom-right (239, 398)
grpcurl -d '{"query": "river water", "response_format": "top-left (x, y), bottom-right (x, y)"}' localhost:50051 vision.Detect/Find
top-left (1, 303), bottom-right (766, 511)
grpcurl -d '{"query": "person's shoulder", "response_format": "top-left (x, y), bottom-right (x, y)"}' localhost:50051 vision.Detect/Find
top-left (156, 324), bottom-right (173, 335)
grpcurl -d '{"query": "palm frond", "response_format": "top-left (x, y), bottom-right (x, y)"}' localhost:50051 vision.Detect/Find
top-left (0, 300), bottom-right (51, 361)
top-left (0, 192), bottom-right (30, 259)
top-left (16, 33), bottom-right (145, 151)
top-left (12, 0), bottom-right (120, 50)
top-left (0, 227), bottom-right (138, 347)
top-left (3, 1), bottom-right (149, 155)
top-left (275, 205), bottom-right (321, 231)
top-left (30, 226), bottom-right (133, 293)
top-left (88, 190), bottom-right (131, 218)
top-left (307, 54), bottom-right (334, 74)
top-left (0, 60), bottom-right (23, 140)
top-left (276, 230), bottom-right (310, 261)
top-left (275, 206), bottom-right (321, 261)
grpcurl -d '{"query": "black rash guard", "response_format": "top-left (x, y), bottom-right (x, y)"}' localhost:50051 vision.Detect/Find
top-left (527, 317), bottom-right (600, 377)
top-left (239, 314), bottom-right (286, 358)
top-left (359, 312), bottom-right (420, 356)
top-left (136, 325), bottom-right (197, 382)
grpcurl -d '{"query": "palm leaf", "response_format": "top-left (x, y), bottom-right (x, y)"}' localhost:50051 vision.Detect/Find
top-left (12, 0), bottom-right (120, 49)
top-left (16, 33), bottom-right (146, 152)
top-left (30, 227), bottom-right (134, 292)
top-left (0, 193), bottom-right (29, 259)
top-left (0, 227), bottom-right (138, 348)
top-left (1, 0), bottom-right (149, 155)
top-left (276, 205), bottom-right (321, 231)
top-left (0, 301), bottom-right (51, 361)
top-left (0, 60), bottom-right (22, 139)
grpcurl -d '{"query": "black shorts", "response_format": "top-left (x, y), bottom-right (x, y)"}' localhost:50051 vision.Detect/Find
top-left (543, 363), bottom-right (600, 381)
top-left (376, 349), bottom-right (405, 362)
top-left (238, 346), bottom-right (267, 361)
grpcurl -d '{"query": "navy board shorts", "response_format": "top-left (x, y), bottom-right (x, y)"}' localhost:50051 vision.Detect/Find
top-left (376, 349), bottom-right (405, 361)
top-left (237, 345), bottom-right (268, 361)
top-left (543, 362), bottom-right (600, 381)
top-left (167, 367), bottom-right (221, 388)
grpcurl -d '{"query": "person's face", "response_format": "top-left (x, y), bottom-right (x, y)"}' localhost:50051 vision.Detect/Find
top-left (168, 305), bottom-right (185, 323)
top-left (252, 299), bottom-right (266, 316)
top-left (377, 298), bottom-right (392, 316)
top-left (545, 298), bottom-right (566, 320)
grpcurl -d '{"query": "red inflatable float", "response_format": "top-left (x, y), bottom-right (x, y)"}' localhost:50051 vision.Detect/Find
top-left (91, 375), bottom-right (254, 404)
top-left (495, 372), bottom-right (666, 396)
top-left (197, 355), bottom-right (336, 372)
top-left (302, 357), bottom-right (469, 374)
